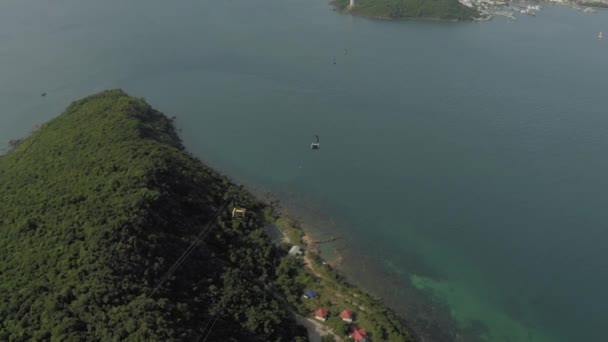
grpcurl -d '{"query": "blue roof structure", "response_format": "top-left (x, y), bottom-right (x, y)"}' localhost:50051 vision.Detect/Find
top-left (304, 290), bottom-right (318, 298)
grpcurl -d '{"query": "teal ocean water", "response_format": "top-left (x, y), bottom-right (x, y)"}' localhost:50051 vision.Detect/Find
top-left (2, 1), bottom-right (607, 340)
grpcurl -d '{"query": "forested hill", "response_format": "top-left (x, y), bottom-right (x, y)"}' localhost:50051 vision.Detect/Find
top-left (0, 90), bottom-right (307, 341)
top-left (333, 0), bottom-right (478, 20)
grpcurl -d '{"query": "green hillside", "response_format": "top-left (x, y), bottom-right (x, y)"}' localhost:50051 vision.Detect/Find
top-left (0, 90), bottom-right (306, 341)
top-left (333, 0), bottom-right (478, 20)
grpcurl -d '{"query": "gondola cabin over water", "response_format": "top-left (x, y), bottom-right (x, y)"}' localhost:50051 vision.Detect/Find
top-left (232, 207), bottom-right (247, 219)
top-left (311, 134), bottom-right (320, 150)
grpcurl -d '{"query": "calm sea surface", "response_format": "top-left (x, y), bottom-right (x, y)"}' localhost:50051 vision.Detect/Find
top-left (2, 1), bottom-right (607, 341)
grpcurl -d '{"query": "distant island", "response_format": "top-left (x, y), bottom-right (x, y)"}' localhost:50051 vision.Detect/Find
top-left (332, 0), bottom-right (479, 21)
top-left (332, 0), bottom-right (607, 21)
top-left (0, 90), bottom-right (415, 341)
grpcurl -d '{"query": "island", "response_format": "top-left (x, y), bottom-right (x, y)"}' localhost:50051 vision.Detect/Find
top-left (332, 0), bottom-right (608, 21)
top-left (332, 0), bottom-right (479, 21)
top-left (0, 90), bottom-right (415, 341)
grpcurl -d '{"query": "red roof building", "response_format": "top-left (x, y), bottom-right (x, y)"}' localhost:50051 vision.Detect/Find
top-left (349, 326), bottom-right (368, 342)
top-left (340, 309), bottom-right (354, 322)
top-left (314, 308), bottom-right (329, 322)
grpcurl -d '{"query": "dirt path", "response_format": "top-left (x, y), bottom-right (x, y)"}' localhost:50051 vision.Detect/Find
top-left (294, 313), bottom-right (343, 342)
top-left (302, 234), bottom-right (324, 279)
top-left (283, 230), bottom-right (342, 341)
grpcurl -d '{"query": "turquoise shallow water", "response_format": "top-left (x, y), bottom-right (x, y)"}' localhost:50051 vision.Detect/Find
top-left (2, 1), bottom-right (608, 341)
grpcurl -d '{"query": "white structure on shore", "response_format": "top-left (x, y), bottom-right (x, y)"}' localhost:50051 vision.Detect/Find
top-left (289, 245), bottom-right (303, 256)
top-left (349, 0), bottom-right (355, 7)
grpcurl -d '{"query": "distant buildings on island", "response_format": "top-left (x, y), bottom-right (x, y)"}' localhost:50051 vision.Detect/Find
top-left (458, 0), bottom-right (603, 21)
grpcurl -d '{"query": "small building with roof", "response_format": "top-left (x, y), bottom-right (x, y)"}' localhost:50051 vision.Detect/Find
top-left (303, 290), bottom-right (318, 299)
top-left (350, 326), bottom-right (368, 342)
top-left (288, 245), bottom-right (302, 256)
top-left (340, 309), bottom-right (354, 323)
top-left (314, 308), bottom-right (329, 322)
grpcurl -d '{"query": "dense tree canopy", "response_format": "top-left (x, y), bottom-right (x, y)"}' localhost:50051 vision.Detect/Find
top-left (334, 0), bottom-right (478, 20)
top-left (0, 90), bottom-right (306, 341)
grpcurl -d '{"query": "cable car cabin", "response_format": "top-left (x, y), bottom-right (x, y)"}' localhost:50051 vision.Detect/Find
top-left (311, 134), bottom-right (320, 150)
top-left (232, 207), bottom-right (247, 219)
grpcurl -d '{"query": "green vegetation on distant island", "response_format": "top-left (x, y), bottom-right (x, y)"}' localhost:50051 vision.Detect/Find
top-left (333, 0), bottom-right (478, 20)
top-left (0, 90), bottom-right (415, 341)
top-left (579, 1), bottom-right (608, 8)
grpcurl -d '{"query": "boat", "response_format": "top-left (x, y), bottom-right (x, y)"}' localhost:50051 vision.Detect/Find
top-left (599, 32), bottom-right (603, 40)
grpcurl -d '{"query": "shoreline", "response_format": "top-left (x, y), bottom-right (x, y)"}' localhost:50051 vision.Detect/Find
top-left (250, 187), bottom-right (466, 341)
top-left (258, 187), bottom-right (560, 342)
top-left (265, 207), bottom-right (422, 342)
top-left (265, 202), bottom-right (421, 342)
